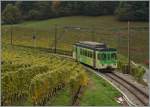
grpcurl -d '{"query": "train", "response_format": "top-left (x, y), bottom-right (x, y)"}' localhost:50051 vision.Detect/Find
top-left (73, 41), bottom-right (117, 70)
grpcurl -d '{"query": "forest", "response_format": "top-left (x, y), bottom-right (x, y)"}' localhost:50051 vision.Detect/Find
top-left (1, 1), bottom-right (149, 24)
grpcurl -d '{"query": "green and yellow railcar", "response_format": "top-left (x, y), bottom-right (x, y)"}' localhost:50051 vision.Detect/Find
top-left (73, 41), bottom-right (117, 70)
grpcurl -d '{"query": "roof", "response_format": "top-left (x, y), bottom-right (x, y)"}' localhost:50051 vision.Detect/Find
top-left (75, 41), bottom-right (116, 51)
top-left (79, 41), bottom-right (104, 46)
top-left (75, 41), bottom-right (107, 49)
top-left (98, 48), bottom-right (117, 51)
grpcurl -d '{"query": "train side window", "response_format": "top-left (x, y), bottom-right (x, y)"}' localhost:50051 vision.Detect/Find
top-left (89, 51), bottom-right (91, 57)
top-left (87, 51), bottom-right (89, 57)
top-left (87, 51), bottom-right (88, 57)
top-left (107, 53), bottom-right (110, 60)
top-left (90, 52), bottom-right (92, 58)
top-left (85, 50), bottom-right (87, 57)
top-left (89, 51), bottom-right (91, 58)
top-left (83, 50), bottom-right (85, 56)
top-left (98, 53), bottom-right (101, 60)
top-left (86, 50), bottom-right (88, 57)
top-left (104, 54), bottom-right (106, 60)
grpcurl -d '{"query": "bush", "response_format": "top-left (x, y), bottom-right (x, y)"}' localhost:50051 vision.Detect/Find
top-left (131, 65), bottom-right (145, 81)
top-left (118, 60), bottom-right (146, 82)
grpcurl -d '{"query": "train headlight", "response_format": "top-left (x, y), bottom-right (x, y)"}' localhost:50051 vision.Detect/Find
top-left (113, 64), bottom-right (117, 67)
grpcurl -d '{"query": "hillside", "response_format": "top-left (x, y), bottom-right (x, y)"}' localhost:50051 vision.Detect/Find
top-left (2, 16), bottom-right (149, 65)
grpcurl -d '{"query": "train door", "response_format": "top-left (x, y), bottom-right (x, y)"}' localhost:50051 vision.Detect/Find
top-left (73, 45), bottom-right (76, 59)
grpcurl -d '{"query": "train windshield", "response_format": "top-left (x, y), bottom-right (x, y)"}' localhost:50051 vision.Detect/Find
top-left (99, 52), bottom-right (116, 61)
top-left (101, 53), bottom-right (107, 60)
top-left (111, 53), bottom-right (117, 60)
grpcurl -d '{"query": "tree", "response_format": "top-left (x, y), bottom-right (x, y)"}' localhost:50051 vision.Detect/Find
top-left (1, 1), bottom-right (16, 12)
top-left (15, 1), bottom-right (36, 20)
top-left (81, 2), bottom-right (101, 16)
top-left (34, 1), bottom-right (52, 19)
top-left (2, 4), bottom-right (22, 24)
top-left (28, 9), bottom-right (40, 20)
top-left (2, 1), bottom-right (148, 23)
top-left (115, 1), bottom-right (149, 21)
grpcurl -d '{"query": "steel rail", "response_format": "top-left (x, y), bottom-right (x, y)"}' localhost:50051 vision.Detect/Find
top-left (105, 73), bottom-right (149, 106)
top-left (112, 72), bottom-right (149, 98)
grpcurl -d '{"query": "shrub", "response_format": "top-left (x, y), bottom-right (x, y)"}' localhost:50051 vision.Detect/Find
top-left (118, 59), bottom-right (146, 82)
top-left (131, 65), bottom-right (145, 81)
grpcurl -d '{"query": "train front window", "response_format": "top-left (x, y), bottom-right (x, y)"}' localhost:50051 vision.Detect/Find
top-left (101, 53), bottom-right (106, 60)
top-left (111, 53), bottom-right (117, 60)
top-left (107, 53), bottom-right (110, 60)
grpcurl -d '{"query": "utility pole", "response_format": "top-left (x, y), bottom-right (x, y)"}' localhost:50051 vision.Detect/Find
top-left (33, 31), bottom-right (36, 48)
top-left (91, 28), bottom-right (95, 41)
top-left (128, 21), bottom-right (131, 73)
top-left (54, 24), bottom-right (57, 53)
top-left (10, 25), bottom-right (13, 45)
top-left (32, 29), bottom-right (36, 54)
top-left (49, 31), bottom-right (51, 50)
top-left (117, 31), bottom-right (120, 51)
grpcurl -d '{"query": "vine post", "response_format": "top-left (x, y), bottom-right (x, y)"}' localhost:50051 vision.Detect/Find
top-left (128, 21), bottom-right (131, 74)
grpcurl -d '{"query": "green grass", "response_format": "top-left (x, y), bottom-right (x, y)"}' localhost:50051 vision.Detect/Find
top-left (44, 70), bottom-right (122, 106)
top-left (2, 16), bottom-right (148, 65)
top-left (46, 86), bottom-right (71, 106)
top-left (3, 16), bottom-right (148, 28)
top-left (80, 71), bottom-right (121, 106)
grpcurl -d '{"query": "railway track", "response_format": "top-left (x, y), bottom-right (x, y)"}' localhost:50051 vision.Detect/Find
top-left (104, 72), bottom-right (149, 106)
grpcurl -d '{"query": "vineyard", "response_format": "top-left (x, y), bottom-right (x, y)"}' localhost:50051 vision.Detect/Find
top-left (1, 44), bottom-right (88, 106)
top-left (2, 44), bottom-right (122, 106)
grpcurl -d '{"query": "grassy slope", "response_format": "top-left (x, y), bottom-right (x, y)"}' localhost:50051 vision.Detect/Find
top-left (80, 71), bottom-right (121, 106)
top-left (46, 86), bottom-right (71, 106)
top-left (2, 16), bottom-right (149, 64)
top-left (4, 16), bottom-right (147, 28)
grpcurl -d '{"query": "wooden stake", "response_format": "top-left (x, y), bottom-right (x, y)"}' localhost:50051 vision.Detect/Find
top-left (128, 21), bottom-right (131, 73)
top-left (10, 25), bottom-right (13, 45)
top-left (54, 24), bottom-right (57, 53)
